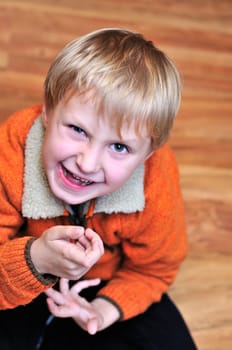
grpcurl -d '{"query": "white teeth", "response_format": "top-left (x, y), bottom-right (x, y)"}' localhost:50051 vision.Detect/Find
top-left (63, 167), bottom-right (92, 185)
top-left (72, 174), bottom-right (92, 185)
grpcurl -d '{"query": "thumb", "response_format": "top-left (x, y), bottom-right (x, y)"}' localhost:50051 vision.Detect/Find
top-left (47, 225), bottom-right (85, 242)
top-left (87, 317), bottom-right (99, 335)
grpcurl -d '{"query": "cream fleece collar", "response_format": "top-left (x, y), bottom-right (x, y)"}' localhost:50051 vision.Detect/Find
top-left (22, 116), bottom-right (145, 219)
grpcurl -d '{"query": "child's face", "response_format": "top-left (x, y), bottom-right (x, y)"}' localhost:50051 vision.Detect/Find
top-left (42, 93), bottom-right (152, 205)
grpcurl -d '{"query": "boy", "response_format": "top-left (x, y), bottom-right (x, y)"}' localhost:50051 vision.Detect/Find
top-left (0, 28), bottom-right (197, 349)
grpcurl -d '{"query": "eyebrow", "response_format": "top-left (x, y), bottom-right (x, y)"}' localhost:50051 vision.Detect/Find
top-left (68, 113), bottom-right (148, 147)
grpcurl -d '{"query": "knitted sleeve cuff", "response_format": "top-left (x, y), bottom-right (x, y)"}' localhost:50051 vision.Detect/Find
top-left (25, 237), bottom-right (58, 285)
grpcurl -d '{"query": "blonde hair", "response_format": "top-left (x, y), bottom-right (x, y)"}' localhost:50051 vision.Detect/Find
top-left (44, 28), bottom-right (181, 149)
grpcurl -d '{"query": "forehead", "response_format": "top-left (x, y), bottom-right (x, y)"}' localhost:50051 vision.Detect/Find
top-left (64, 90), bottom-right (151, 141)
top-left (100, 101), bottom-right (151, 143)
top-left (111, 119), bottom-right (150, 143)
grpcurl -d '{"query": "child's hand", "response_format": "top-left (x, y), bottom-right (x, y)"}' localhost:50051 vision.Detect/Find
top-left (30, 226), bottom-right (104, 280)
top-left (45, 278), bottom-right (103, 335)
top-left (45, 278), bottom-right (120, 335)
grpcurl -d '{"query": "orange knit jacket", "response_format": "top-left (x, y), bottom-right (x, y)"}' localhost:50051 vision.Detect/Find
top-left (0, 105), bottom-right (187, 320)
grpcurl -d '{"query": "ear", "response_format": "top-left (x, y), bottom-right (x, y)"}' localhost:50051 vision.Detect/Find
top-left (145, 149), bottom-right (154, 161)
top-left (138, 147), bottom-right (154, 166)
top-left (144, 141), bottom-right (154, 161)
top-left (41, 104), bottom-right (48, 127)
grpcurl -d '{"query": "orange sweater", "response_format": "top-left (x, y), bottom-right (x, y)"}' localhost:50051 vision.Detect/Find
top-left (0, 105), bottom-right (187, 320)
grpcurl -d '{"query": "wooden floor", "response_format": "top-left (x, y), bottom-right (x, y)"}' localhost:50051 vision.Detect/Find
top-left (0, 1), bottom-right (231, 349)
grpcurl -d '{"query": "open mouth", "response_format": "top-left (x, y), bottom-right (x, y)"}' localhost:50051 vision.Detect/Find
top-left (62, 166), bottom-right (94, 186)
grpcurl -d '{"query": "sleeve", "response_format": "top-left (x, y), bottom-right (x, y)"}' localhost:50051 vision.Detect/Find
top-left (96, 145), bottom-right (188, 320)
top-left (0, 106), bottom-right (56, 310)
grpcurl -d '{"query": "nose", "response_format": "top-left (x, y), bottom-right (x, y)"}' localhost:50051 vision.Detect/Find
top-left (76, 144), bottom-right (101, 174)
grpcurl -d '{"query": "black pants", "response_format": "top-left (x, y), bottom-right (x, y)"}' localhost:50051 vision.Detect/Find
top-left (0, 283), bottom-right (197, 350)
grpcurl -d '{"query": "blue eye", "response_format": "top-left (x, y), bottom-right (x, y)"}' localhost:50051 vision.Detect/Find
top-left (112, 143), bottom-right (129, 154)
top-left (69, 125), bottom-right (86, 136)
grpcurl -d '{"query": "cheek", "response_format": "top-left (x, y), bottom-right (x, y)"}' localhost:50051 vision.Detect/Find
top-left (106, 163), bottom-right (136, 187)
top-left (43, 133), bottom-right (66, 160)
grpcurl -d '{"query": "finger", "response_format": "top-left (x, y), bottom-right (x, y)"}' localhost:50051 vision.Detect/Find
top-left (47, 298), bottom-right (90, 319)
top-left (76, 234), bottom-right (91, 250)
top-left (49, 231), bottom-right (99, 267)
top-left (84, 228), bottom-right (94, 239)
top-left (59, 278), bottom-right (70, 295)
top-left (71, 278), bottom-right (101, 295)
top-left (61, 243), bottom-right (89, 266)
top-left (92, 236), bottom-right (104, 256)
top-left (49, 225), bottom-right (85, 242)
top-left (74, 241), bottom-right (85, 251)
top-left (45, 287), bottom-right (66, 305)
top-left (85, 229), bottom-right (104, 255)
top-left (85, 244), bottom-right (104, 266)
top-left (44, 287), bottom-right (53, 297)
top-left (46, 298), bottom-right (72, 318)
top-left (87, 317), bottom-right (98, 335)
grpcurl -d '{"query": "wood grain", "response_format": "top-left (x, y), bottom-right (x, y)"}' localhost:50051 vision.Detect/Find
top-left (0, 1), bottom-right (231, 349)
